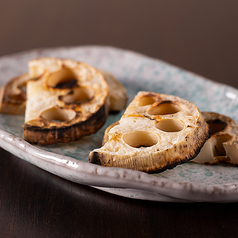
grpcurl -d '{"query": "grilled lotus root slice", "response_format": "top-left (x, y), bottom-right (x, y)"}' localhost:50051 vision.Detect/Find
top-left (29, 58), bottom-right (127, 112)
top-left (0, 73), bottom-right (29, 114)
top-left (89, 91), bottom-right (209, 173)
top-left (23, 58), bottom-right (110, 144)
top-left (0, 60), bottom-right (127, 115)
top-left (192, 112), bottom-right (238, 165)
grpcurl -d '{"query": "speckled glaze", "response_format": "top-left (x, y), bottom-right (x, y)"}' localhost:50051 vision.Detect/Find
top-left (0, 46), bottom-right (238, 202)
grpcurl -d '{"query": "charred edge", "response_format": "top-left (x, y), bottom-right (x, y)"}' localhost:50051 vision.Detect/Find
top-left (58, 90), bottom-right (73, 103)
top-left (142, 114), bottom-right (157, 121)
top-left (158, 100), bottom-right (173, 104)
top-left (146, 128), bottom-right (210, 174)
top-left (206, 119), bottom-right (228, 135)
top-left (93, 129), bottom-right (210, 174)
top-left (109, 110), bottom-right (121, 115)
top-left (4, 93), bottom-right (26, 104)
top-left (51, 79), bottom-right (79, 89)
top-left (89, 152), bottom-right (101, 165)
top-left (23, 103), bottom-right (108, 144)
top-left (154, 99), bottom-right (179, 106)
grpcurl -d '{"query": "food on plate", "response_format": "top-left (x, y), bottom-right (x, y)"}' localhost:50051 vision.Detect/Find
top-left (98, 70), bottom-right (127, 112)
top-left (29, 58), bottom-right (127, 113)
top-left (23, 58), bottom-right (110, 144)
top-left (0, 73), bottom-right (28, 114)
top-left (0, 60), bottom-right (127, 115)
top-left (89, 91), bottom-right (209, 173)
top-left (1, 56), bottom-right (237, 173)
top-left (192, 112), bottom-right (238, 165)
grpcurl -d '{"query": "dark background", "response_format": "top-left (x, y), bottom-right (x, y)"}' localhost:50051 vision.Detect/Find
top-left (0, 1), bottom-right (238, 237)
top-left (1, 0), bottom-right (238, 88)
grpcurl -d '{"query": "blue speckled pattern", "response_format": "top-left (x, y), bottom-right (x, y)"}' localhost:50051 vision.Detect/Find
top-left (0, 46), bottom-right (238, 202)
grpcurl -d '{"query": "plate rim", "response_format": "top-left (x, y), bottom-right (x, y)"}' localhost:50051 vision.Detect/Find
top-left (0, 45), bottom-right (238, 202)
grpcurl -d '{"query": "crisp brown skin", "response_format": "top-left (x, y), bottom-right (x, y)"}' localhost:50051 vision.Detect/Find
top-left (89, 92), bottom-right (210, 174)
top-left (89, 115), bottom-right (209, 173)
top-left (23, 59), bottom-right (111, 145)
top-left (23, 102), bottom-right (108, 145)
top-left (0, 74), bottom-right (28, 114)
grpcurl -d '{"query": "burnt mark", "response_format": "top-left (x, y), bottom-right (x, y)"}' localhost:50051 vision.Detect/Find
top-left (135, 145), bottom-right (150, 148)
top-left (207, 119), bottom-right (227, 135)
top-left (89, 152), bottom-right (101, 164)
top-left (146, 137), bottom-right (208, 174)
top-left (23, 101), bottom-right (108, 145)
top-left (153, 99), bottom-right (179, 107)
top-left (53, 79), bottom-right (78, 89)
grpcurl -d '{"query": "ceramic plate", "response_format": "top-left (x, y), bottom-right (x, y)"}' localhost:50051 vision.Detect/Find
top-left (0, 46), bottom-right (238, 202)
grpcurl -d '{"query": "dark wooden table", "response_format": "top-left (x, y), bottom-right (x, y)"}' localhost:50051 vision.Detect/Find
top-left (0, 1), bottom-right (238, 237)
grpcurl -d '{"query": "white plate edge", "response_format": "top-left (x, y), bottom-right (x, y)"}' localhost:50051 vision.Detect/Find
top-left (0, 45), bottom-right (238, 202)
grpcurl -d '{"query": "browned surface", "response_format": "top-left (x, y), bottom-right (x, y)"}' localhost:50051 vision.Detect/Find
top-left (0, 74), bottom-right (28, 114)
top-left (89, 92), bottom-right (210, 173)
top-left (23, 102), bottom-right (108, 144)
top-left (0, 1), bottom-right (238, 237)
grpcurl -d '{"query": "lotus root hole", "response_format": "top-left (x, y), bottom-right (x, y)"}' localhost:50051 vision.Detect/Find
top-left (62, 87), bottom-right (94, 104)
top-left (41, 107), bottom-right (76, 122)
top-left (138, 96), bottom-right (156, 106)
top-left (213, 134), bottom-right (232, 156)
top-left (207, 119), bottom-right (227, 135)
top-left (122, 131), bottom-right (158, 148)
top-left (148, 103), bottom-right (181, 115)
top-left (47, 68), bottom-right (78, 88)
top-left (156, 119), bottom-right (184, 132)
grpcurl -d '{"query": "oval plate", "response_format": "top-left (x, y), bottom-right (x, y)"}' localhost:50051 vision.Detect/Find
top-left (0, 46), bottom-right (238, 202)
